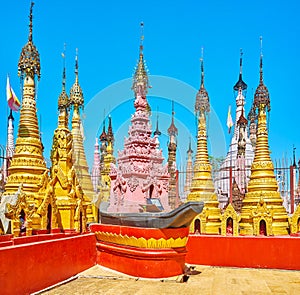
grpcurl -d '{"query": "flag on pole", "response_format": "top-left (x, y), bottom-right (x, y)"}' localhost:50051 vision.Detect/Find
top-left (6, 75), bottom-right (21, 111)
top-left (227, 105), bottom-right (233, 133)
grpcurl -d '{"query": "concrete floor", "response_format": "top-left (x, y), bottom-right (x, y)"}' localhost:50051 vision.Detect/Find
top-left (39, 264), bottom-right (300, 295)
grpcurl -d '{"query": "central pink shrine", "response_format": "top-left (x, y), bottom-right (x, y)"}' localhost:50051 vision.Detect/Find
top-left (107, 47), bottom-right (170, 213)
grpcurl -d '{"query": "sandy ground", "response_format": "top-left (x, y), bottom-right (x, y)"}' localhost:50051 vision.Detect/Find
top-left (38, 264), bottom-right (300, 295)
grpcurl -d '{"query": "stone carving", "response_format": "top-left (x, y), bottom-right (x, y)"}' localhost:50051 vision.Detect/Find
top-left (127, 176), bottom-right (139, 192)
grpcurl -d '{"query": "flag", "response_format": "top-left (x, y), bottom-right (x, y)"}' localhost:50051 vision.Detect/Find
top-left (227, 105), bottom-right (233, 134)
top-left (6, 76), bottom-right (21, 111)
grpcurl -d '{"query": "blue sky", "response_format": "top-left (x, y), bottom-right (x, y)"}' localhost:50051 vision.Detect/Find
top-left (0, 0), bottom-right (299, 169)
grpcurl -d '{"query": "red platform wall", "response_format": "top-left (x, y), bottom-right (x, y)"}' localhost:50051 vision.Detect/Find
top-left (0, 233), bottom-right (96, 295)
top-left (186, 235), bottom-right (300, 270)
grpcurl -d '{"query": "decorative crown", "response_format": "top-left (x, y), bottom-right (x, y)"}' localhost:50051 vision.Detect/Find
top-left (18, 2), bottom-right (41, 80)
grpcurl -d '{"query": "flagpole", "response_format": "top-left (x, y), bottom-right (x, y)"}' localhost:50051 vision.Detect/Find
top-left (229, 143), bottom-right (233, 204)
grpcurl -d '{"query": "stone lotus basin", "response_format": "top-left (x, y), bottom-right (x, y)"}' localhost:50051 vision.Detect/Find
top-left (99, 201), bottom-right (204, 229)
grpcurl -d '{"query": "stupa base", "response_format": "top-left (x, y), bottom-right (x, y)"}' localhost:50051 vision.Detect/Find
top-left (90, 224), bottom-right (189, 278)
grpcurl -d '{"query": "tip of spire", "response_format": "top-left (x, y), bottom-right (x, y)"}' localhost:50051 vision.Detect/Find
top-left (75, 48), bottom-right (79, 74)
top-left (233, 48), bottom-right (247, 91)
top-left (259, 36), bottom-right (264, 83)
top-left (168, 101), bottom-right (178, 136)
top-left (200, 47), bottom-right (204, 61)
top-left (140, 22), bottom-right (144, 53)
top-left (200, 47), bottom-right (205, 89)
top-left (239, 48), bottom-right (243, 74)
top-left (154, 108), bottom-right (161, 136)
top-left (61, 43), bottom-right (66, 90)
top-left (171, 100), bottom-right (175, 117)
top-left (28, 1), bottom-right (34, 42)
top-left (187, 137), bottom-right (193, 153)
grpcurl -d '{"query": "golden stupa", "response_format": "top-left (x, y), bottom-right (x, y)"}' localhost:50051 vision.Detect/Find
top-left (2, 4), bottom-right (90, 236)
top-left (45, 56), bottom-right (87, 233)
top-left (186, 56), bottom-right (221, 234)
top-left (239, 52), bottom-right (289, 236)
top-left (167, 102), bottom-right (178, 210)
top-left (3, 3), bottom-right (49, 236)
top-left (69, 54), bottom-right (97, 223)
top-left (99, 116), bottom-right (116, 202)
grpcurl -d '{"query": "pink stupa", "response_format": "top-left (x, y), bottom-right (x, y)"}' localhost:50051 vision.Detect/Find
top-left (107, 28), bottom-right (170, 213)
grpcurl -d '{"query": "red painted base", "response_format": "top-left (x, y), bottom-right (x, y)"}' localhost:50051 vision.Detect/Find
top-left (97, 242), bottom-right (186, 278)
top-left (90, 224), bottom-right (189, 278)
top-left (186, 235), bottom-right (300, 270)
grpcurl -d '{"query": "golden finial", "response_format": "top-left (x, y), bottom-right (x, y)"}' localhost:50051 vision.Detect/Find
top-left (132, 22), bottom-right (149, 95)
top-left (70, 48), bottom-right (84, 108)
top-left (254, 36), bottom-right (270, 112)
top-left (58, 43), bottom-right (69, 110)
top-left (195, 48), bottom-right (210, 115)
top-left (18, 1), bottom-right (41, 80)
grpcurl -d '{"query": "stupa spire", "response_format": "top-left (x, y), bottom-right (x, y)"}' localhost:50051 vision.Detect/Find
top-left (153, 108), bottom-right (161, 136)
top-left (58, 45), bottom-right (69, 128)
top-left (106, 115), bottom-right (114, 147)
top-left (70, 50), bottom-right (96, 223)
top-left (239, 43), bottom-right (289, 236)
top-left (99, 116), bottom-right (107, 167)
top-left (167, 101), bottom-right (178, 141)
top-left (98, 115), bottom-right (115, 203)
top-left (233, 49), bottom-right (247, 91)
top-left (186, 54), bottom-right (221, 234)
top-left (184, 138), bottom-right (193, 199)
top-left (133, 22), bottom-right (150, 112)
top-left (195, 49), bottom-right (209, 117)
top-left (154, 117), bottom-right (161, 136)
top-left (167, 101), bottom-right (178, 209)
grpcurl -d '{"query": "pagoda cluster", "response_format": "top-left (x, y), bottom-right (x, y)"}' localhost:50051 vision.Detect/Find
top-left (0, 4), bottom-right (300, 238)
